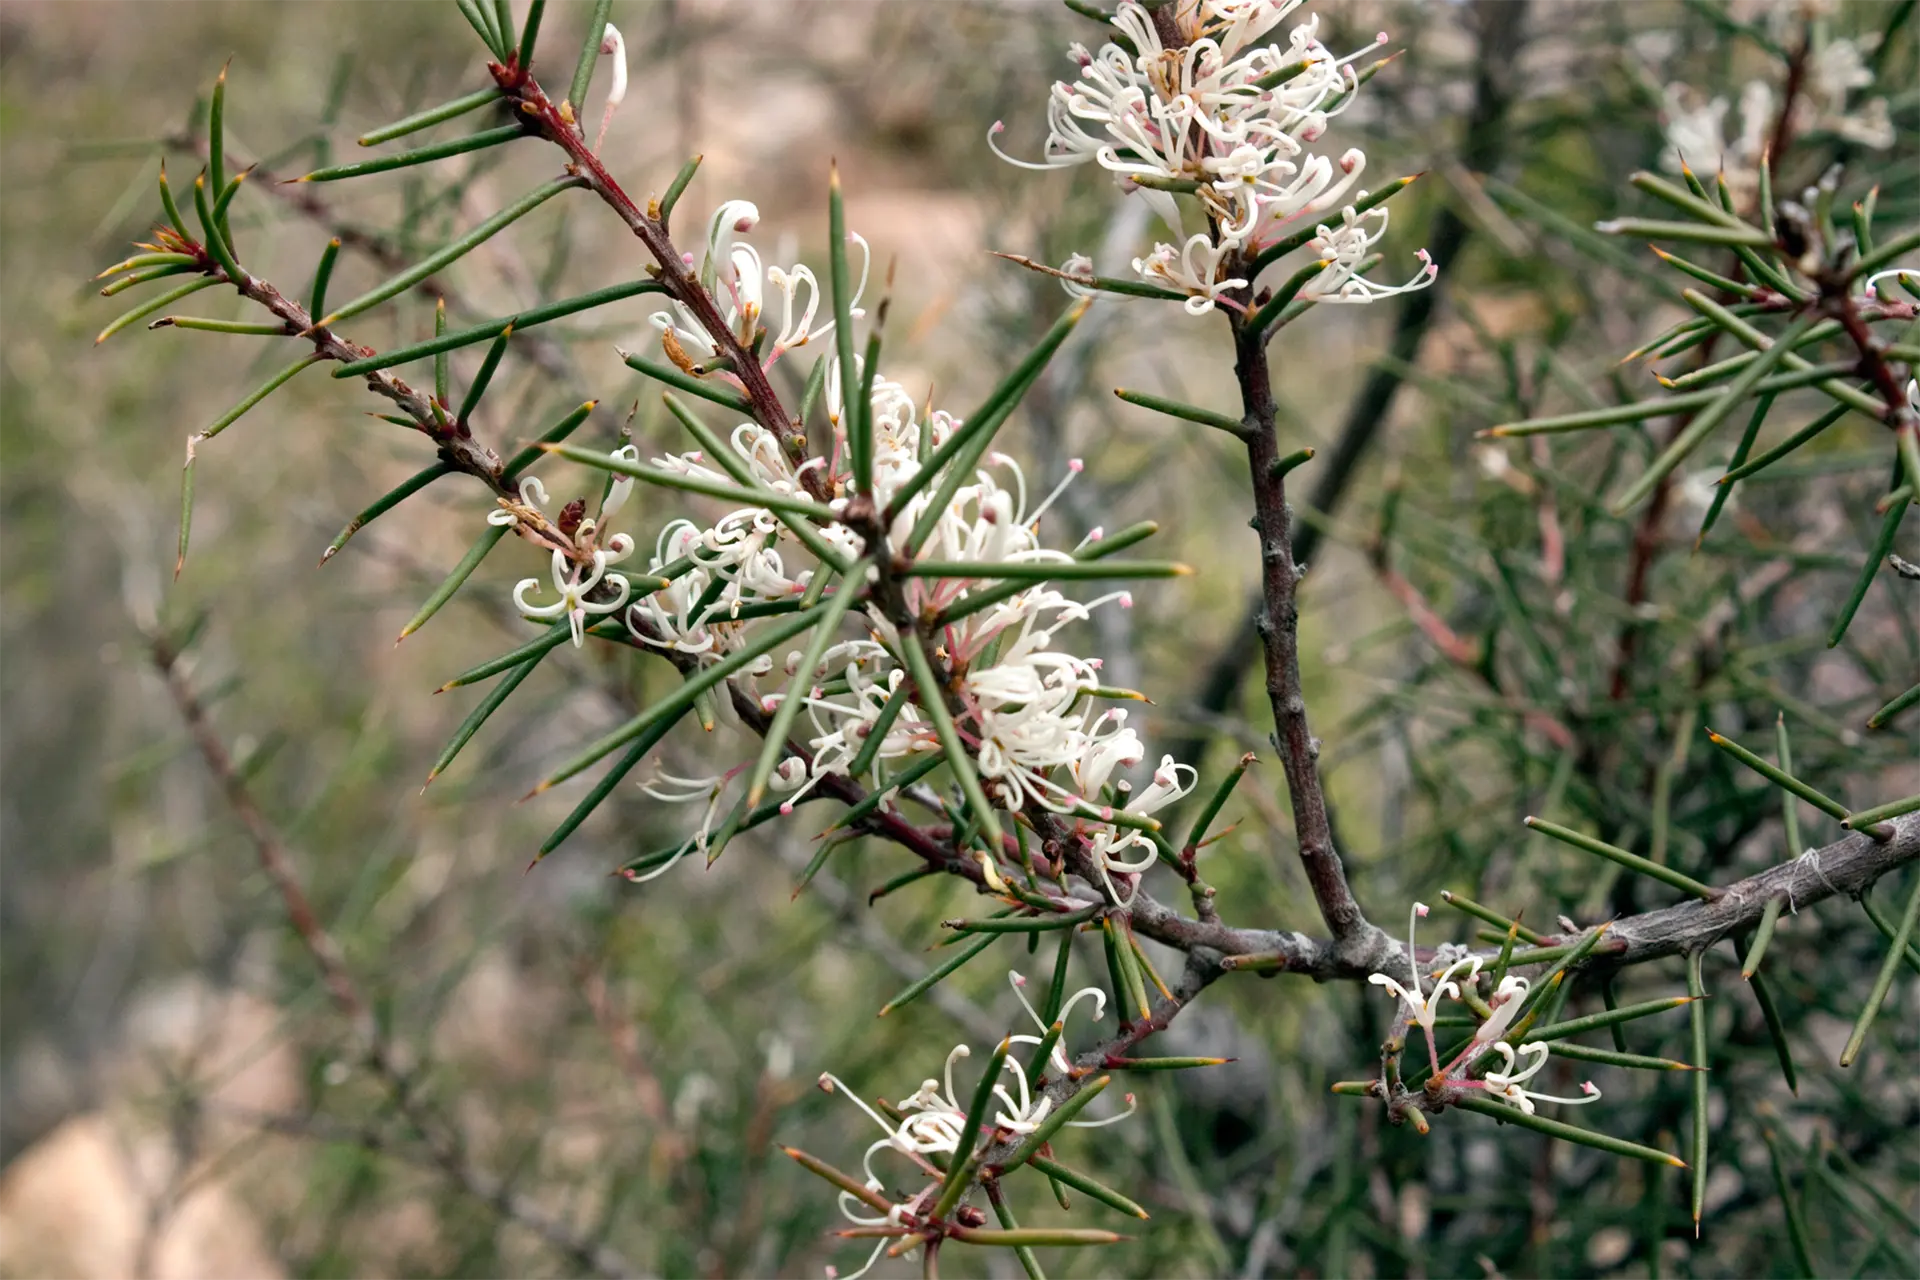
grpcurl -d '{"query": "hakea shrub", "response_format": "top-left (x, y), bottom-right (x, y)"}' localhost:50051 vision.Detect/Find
top-left (93, 0), bottom-right (1918, 1274)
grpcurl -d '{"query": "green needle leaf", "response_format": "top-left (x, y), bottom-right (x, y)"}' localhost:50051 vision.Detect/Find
top-left (930, 1037), bottom-right (1012, 1223)
top-left (299, 125), bottom-right (524, 182)
top-left (1697, 393), bottom-right (1773, 544)
top-left (96, 277), bottom-right (221, 344)
top-left (535, 605), bottom-right (825, 793)
top-left (336, 281), bottom-right (664, 377)
top-left (456, 325), bottom-right (513, 423)
top-left (439, 620), bottom-right (571, 691)
top-left (425, 649), bottom-right (544, 786)
top-left (318, 176), bottom-right (581, 328)
top-left (1840, 871), bottom-right (1920, 1068)
top-left (1250, 174), bottom-right (1418, 274)
top-left (1450, 1093), bottom-right (1686, 1167)
top-left (983, 1184), bottom-right (1048, 1280)
top-left (492, 0), bottom-right (517, 55)
top-left (655, 392), bottom-right (849, 569)
top-left (1248, 257), bottom-right (1330, 335)
top-left (1844, 794), bottom-right (1917, 831)
top-left (900, 627), bottom-right (1003, 853)
top-left (175, 450), bottom-right (195, 580)
top-left (842, 680), bottom-right (912, 781)
top-left (900, 559), bottom-right (1190, 583)
top-left (397, 523), bottom-right (509, 643)
top-left (1867, 681), bottom-right (1920, 730)
top-left (157, 161), bottom-right (191, 239)
top-left (932, 523), bottom-right (1163, 627)
top-left (358, 86), bottom-right (502, 147)
top-left (149, 316), bottom-right (286, 336)
top-left (877, 932), bottom-right (996, 1017)
top-left (619, 351), bottom-right (754, 413)
top-left (891, 298), bottom-right (1090, 536)
top-left (454, 0), bottom-right (506, 59)
top-left (1025, 1155), bottom-right (1149, 1219)
top-left (1545, 1042), bottom-right (1700, 1072)
top-left (1184, 751), bottom-right (1255, 852)
top-left (1524, 816), bottom-right (1716, 900)
top-left (828, 163), bottom-right (867, 494)
top-left (101, 263), bottom-right (195, 297)
top-left (517, 0), bottom-right (546, 67)
top-left (999, 1075), bottom-right (1114, 1173)
top-left (191, 172), bottom-right (244, 283)
top-left (543, 440), bottom-right (840, 522)
top-left (567, 0), bottom-right (616, 112)
top-left (321, 462), bottom-right (453, 563)
top-left (1704, 729), bottom-right (1849, 820)
top-left (307, 237), bottom-right (341, 325)
top-left (1112, 387), bottom-right (1248, 437)
top-left (745, 573), bottom-right (866, 807)
top-left (1734, 933), bottom-right (1799, 1092)
top-left (1688, 949), bottom-right (1709, 1233)
top-left (1526, 995), bottom-right (1697, 1043)
top-left (782, 1147), bottom-right (895, 1218)
top-left (1611, 311), bottom-right (1818, 514)
top-left (192, 353), bottom-right (325, 447)
top-left (658, 154), bottom-right (702, 228)
top-left (1741, 897), bottom-right (1786, 980)
top-left (824, 753), bottom-right (944, 835)
top-left (207, 63), bottom-right (228, 205)
top-left (536, 712), bottom-right (681, 862)
top-left (503, 399), bottom-right (596, 479)
top-left (433, 299), bottom-right (450, 407)
top-left (1439, 890), bottom-right (1544, 945)
top-left (946, 905), bottom-right (1100, 935)
top-left (1761, 1126), bottom-right (1818, 1278)
top-left (1828, 498), bottom-right (1907, 648)
top-left (947, 1227), bottom-right (1124, 1248)
top-left (1593, 218), bottom-right (1772, 246)
top-left (1719, 402), bottom-right (1852, 485)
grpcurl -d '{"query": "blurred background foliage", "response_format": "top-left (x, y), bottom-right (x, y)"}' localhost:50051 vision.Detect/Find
top-left (1, 1), bottom-right (1915, 1276)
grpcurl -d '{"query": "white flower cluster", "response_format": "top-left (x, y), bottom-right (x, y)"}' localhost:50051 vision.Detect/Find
top-left (652, 200), bottom-right (865, 371)
top-left (992, 0), bottom-right (1435, 313)
top-left (1661, 30), bottom-right (1893, 205)
top-left (488, 453), bottom-right (640, 648)
top-left (599, 206), bottom-right (1194, 900)
top-left (818, 971), bottom-right (1134, 1280)
top-left (1370, 903), bottom-right (1603, 1116)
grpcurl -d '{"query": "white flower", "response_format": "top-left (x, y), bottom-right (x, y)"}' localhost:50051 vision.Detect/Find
top-left (1659, 80), bottom-right (1772, 205)
top-left (1059, 252), bottom-right (1097, 299)
top-left (1468, 974), bottom-right (1531, 1050)
top-left (993, 1), bottom-right (1425, 311)
top-left (815, 1071), bottom-right (938, 1280)
top-left (1081, 753), bottom-right (1195, 906)
top-left (1007, 969), bottom-right (1108, 1076)
top-left (601, 443), bottom-right (639, 519)
top-left (487, 474), bottom-right (549, 529)
top-left (650, 201), bottom-right (867, 371)
top-left (1134, 233), bottom-right (1250, 315)
top-left (1806, 36), bottom-right (1873, 114)
top-left (514, 547), bottom-right (633, 647)
top-left (609, 222), bottom-right (1192, 915)
top-left (1478, 1041), bottom-right (1602, 1116)
top-left (1369, 902), bottom-right (1483, 1072)
top-left (1299, 205), bottom-right (1437, 304)
top-left (592, 24), bottom-right (626, 154)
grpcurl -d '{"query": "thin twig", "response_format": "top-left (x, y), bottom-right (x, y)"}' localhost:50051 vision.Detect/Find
top-left (146, 629), bottom-right (635, 1280)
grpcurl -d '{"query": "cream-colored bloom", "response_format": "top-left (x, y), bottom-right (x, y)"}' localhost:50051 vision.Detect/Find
top-left (1369, 902), bottom-right (1482, 1071)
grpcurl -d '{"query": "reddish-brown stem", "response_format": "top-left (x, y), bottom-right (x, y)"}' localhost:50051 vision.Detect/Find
top-left (493, 65), bottom-right (820, 490)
